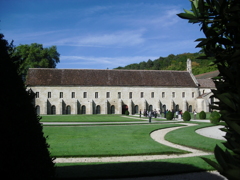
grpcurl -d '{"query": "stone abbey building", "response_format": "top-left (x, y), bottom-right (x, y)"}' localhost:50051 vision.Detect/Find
top-left (26, 59), bottom-right (215, 115)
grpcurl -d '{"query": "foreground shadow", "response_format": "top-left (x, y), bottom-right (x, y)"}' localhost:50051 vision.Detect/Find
top-left (55, 161), bottom-right (224, 179)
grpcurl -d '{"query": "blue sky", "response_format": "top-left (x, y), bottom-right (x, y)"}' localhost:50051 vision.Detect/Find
top-left (1, 0), bottom-right (204, 69)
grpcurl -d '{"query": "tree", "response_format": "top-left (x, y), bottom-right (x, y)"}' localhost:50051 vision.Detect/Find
top-left (1, 34), bottom-right (55, 179)
top-left (14, 43), bottom-right (60, 80)
top-left (178, 0), bottom-right (240, 179)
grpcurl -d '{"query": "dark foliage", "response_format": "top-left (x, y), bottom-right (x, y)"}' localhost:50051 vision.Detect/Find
top-left (1, 34), bottom-right (55, 179)
top-left (125, 110), bottom-right (129, 115)
top-left (199, 111), bottom-right (206, 120)
top-left (178, 0), bottom-right (240, 179)
top-left (166, 111), bottom-right (174, 120)
top-left (114, 52), bottom-right (217, 75)
top-left (182, 111), bottom-right (191, 121)
top-left (209, 111), bottom-right (221, 124)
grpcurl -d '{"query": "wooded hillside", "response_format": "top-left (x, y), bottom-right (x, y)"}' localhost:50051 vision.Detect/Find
top-left (114, 52), bottom-right (217, 75)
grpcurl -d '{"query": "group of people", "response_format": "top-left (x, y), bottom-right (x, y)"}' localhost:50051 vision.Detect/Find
top-left (139, 108), bottom-right (198, 122)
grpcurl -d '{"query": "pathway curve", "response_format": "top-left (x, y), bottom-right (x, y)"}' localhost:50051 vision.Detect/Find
top-left (54, 123), bottom-right (212, 163)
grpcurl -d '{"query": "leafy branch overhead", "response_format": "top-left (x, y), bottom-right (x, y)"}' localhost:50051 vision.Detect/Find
top-left (13, 43), bottom-right (60, 80)
top-left (178, 0), bottom-right (240, 179)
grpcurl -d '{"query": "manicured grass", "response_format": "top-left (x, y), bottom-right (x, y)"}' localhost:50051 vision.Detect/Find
top-left (165, 122), bottom-right (225, 152)
top-left (55, 155), bottom-right (217, 179)
top-left (41, 114), bottom-right (145, 122)
top-left (44, 124), bottom-right (188, 157)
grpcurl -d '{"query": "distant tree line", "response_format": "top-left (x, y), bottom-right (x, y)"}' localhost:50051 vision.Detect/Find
top-left (114, 52), bottom-right (217, 75)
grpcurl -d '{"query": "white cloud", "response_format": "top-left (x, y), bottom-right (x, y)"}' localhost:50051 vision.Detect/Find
top-left (52, 30), bottom-right (145, 47)
top-left (59, 55), bottom-right (159, 69)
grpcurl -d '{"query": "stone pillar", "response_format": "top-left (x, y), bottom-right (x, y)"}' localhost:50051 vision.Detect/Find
top-left (59, 100), bottom-right (63, 115)
top-left (128, 99), bottom-right (132, 115)
top-left (75, 100), bottom-right (78, 114)
top-left (144, 99), bottom-right (147, 110)
top-left (157, 100), bottom-right (161, 111)
top-left (118, 99), bottom-right (122, 114)
top-left (105, 100), bottom-right (108, 114)
top-left (90, 100), bottom-right (93, 114)
top-left (44, 100), bottom-right (48, 115)
top-left (183, 100), bottom-right (187, 112)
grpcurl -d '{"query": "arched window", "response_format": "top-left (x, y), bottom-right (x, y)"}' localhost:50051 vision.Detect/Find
top-left (36, 105), bottom-right (40, 115)
top-left (96, 105), bottom-right (101, 114)
top-left (51, 105), bottom-right (56, 114)
top-left (162, 105), bottom-right (166, 112)
top-left (82, 105), bottom-right (86, 114)
top-left (175, 105), bottom-right (179, 111)
top-left (189, 105), bottom-right (192, 112)
top-left (135, 105), bottom-right (139, 114)
top-left (111, 105), bottom-right (115, 114)
top-left (149, 105), bottom-right (153, 111)
top-left (66, 105), bottom-right (71, 114)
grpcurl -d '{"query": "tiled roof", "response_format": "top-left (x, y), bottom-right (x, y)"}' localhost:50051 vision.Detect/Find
top-left (195, 70), bottom-right (219, 79)
top-left (197, 79), bottom-right (215, 88)
top-left (26, 68), bottom-right (197, 87)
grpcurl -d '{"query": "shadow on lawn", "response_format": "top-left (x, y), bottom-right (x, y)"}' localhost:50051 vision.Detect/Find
top-left (55, 161), bottom-right (221, 179)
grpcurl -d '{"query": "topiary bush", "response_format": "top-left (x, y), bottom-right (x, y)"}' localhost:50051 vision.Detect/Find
top-left (210, 111), bottom-right (221, 124)
top-left (166, 111), bottom-right (173, 120)
top-left (183, 111), bottom-right (191, 121)
top-left (199, 111), bottom-right (206, 120)
top-left (125, 110), bottom-right (129, 115)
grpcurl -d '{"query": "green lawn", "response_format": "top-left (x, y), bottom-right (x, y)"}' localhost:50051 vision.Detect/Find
top-left (41, 114), bottom-right (146, 122)
top-left (44, 124), bottom-right (188, 157)
top-left (165, 122), bottom-right (225, 151)
top-left (41, 115), bottom-right (226, 179)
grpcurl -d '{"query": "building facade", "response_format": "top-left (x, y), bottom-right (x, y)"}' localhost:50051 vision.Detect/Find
top-left (26, 59), bottom-right (216, 115)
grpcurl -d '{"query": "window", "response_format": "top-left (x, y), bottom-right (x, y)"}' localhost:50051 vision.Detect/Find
top-left (182, 92), bottom-right (185, 98)
top-left (172, 92), bottom-right (175, 98)
top-left (151, 92), bottom-right (154, 98)
top-left (162, 92), bottom-right (165, 98)
top-left (66, 105), bottom-right (71, 114)
top-left (118, 92), bottom-right (121, 99)
top-left (95, 92), bottom-right (98, 98)
top-left (36, 92), bottom-right (39, 98)
top-left (51, 105), bottom-right (56, 114)
top-left (72, 92), bottom-right (75, 98)
top-left (106, 92), bottom-right (110, 98)
top-left (129, 92), bottom-right (132, 99)
top-left (48, 92), bottom-right (51, 98)
top-left (96, 105), bottom-right (101, 114)
top-left (60, 92), bottom-right (63, 98)
top-left (140, 92), bottom-right (144, 98)
top-left (36, 105), bottom-right (40, 115)
top-left (192, 92), bottom-right (195, 98)
top-left (134, 105), bottom-right (139, 114)
top-left (81, 105), bottom-right (86, 114)
top-left (83, 92), bottom-right (87, 98)
top-left (111, 105), bottom-right (115, 114)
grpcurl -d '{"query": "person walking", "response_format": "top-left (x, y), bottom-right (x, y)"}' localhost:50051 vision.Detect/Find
top-left (154, 109), bottom-right (157, 118)
top-left (193, 109), bottom-right (197, 120)
top-left (139, 109), bottom-right (142, 118)
top-left (148, 110), bottom-right (152, 123)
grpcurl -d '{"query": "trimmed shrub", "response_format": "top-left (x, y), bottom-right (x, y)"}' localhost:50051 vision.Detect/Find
top-left (183, 111), bottom-right (191, 121)
top-left (210, 111), bottom-right (221, 124)
top-left (125, 110), bottom-right (129, 115)
top-left (166, 111), bottom-right (174, 120)
top-left (199, 111), bottom-right (206, 119)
